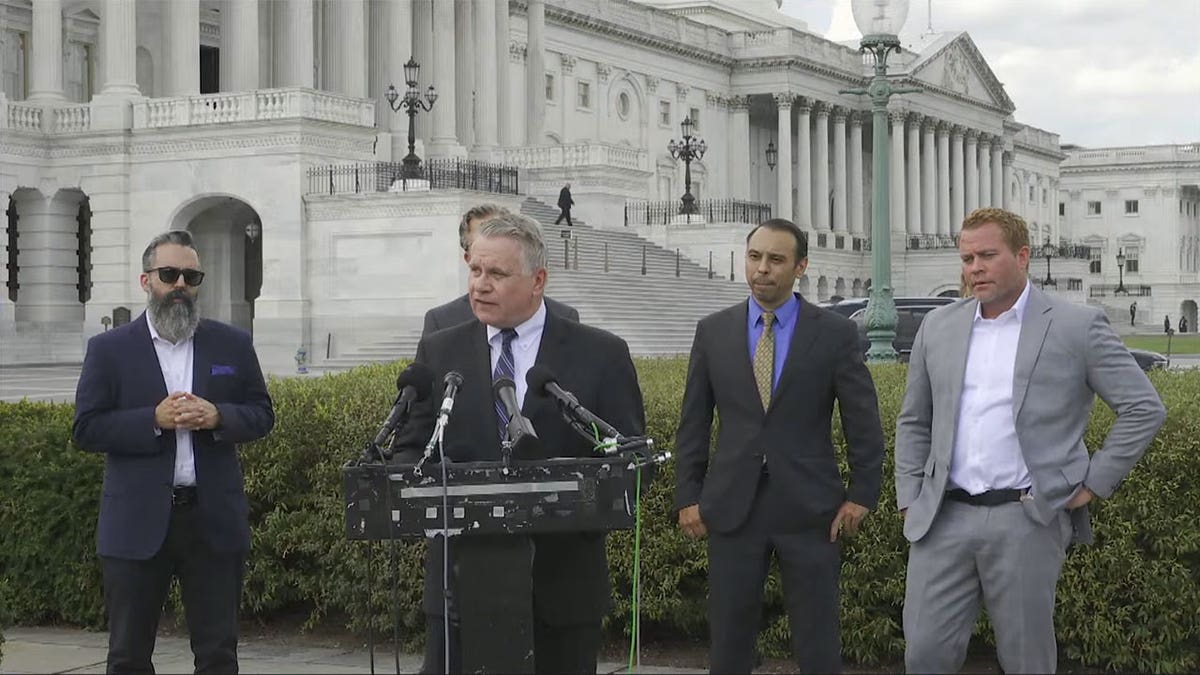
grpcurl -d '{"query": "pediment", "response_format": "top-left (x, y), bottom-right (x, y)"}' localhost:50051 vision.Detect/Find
top-left (909, 33), bottom-right (1014, 112)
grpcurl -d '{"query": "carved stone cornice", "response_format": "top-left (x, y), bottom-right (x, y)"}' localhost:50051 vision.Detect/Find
top-left (849, 110), bottom-right (865, 127)
top-left (726, 94), bottom-right (750, 111)
top-left (965, 128), bottom-right (980, 142)
top-left (922, 116), bottom-right (938, 133)
top-left (676, 83), bottom-right (690, 100)
top-left (773, 92), bottom-right (794, 109)
top-left (888, 109), bottom-right (907, 125)
top-left (813, 100), bottom-right (830, 117)
top-left (705, 92), bottom-right (720, 108)
top-left (596, 63), bottom-right (612, 83)
top-left (831, 106), bottom-right (849, 124)
top-left (907, 112), bottom-right (924, 127)
top-left (646, 76), bottom-right (659, 94)
top-left (795, 96), bottom-right (812, 114)
top-left (559, 54), bottom-right (577, 74)
top-left (950, 124), bottom-right (965, 139)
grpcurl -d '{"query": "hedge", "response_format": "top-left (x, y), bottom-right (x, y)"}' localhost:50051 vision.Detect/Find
top-left (1, 361), bottom-right (1197, 671)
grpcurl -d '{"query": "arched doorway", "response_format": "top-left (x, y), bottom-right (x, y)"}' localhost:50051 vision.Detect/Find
top-left (168, 196), bottom-right (262, 334)
top-left (1181, 300), bottom-right (1198, 333)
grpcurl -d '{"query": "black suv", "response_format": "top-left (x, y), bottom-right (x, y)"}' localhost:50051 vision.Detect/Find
top-left (842, 297), bottom-right (958, 358)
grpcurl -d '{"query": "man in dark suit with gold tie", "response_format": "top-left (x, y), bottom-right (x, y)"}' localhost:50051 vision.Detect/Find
top-left (674, 218), bottom-right (884, 673)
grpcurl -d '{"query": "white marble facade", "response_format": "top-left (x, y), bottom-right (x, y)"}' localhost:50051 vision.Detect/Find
top-left (1, 0), bottom-right (1195, 371)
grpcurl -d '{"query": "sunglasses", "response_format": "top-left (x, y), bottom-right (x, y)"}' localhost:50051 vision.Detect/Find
top-left (146, 266), bottom-right (205, 287)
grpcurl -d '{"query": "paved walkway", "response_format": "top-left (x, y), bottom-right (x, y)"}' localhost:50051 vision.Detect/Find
top-left (0, 366), bottom-right (83, 404)
top-left (0, 627), bottom-right (701, 674)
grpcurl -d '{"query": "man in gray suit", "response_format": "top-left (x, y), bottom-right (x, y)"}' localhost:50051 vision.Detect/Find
top-left (896, 207), bottom-right (1166, 673)
top-left (422, 204), bottom-right (579, 336)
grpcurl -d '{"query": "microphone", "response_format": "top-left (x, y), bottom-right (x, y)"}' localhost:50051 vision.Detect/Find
top-left (424, 371), bottom-right (465, 460)
top-left (526, 364), bottom-right (623, 441)
top-left (371, 362), bottom-right (436, 449)
top-left (493, 376), bottom-right (539, 447)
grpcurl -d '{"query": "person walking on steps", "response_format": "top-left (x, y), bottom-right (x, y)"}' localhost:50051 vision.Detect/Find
top-left (556, 182), bottom-right (574, 227)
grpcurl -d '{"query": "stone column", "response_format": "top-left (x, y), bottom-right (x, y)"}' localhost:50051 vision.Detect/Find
top-left (796, 99), bottom-right (812, 229)
top-left (1002, 152), bottom-right (1013, 210)
top-left (28, 0), bottom-right (66, 102)
top-left (472, 0), bottom-right (499, 151)
top-left (98, 0), bottom-right (139, 97)
top-left (965, 129), bottom-right (979, 215)
top-left (371, 0), bottom-right (413, 135)
top-left (937, 122), bottom-right (950, 236)
top-left (164, 0), bottom-right (200, 96)
top-left (325, 0), bottom-right (367, 97)
top-left (890, 110), bottom-right (906, 234)
top-left (991, 139), bottom-right (1004, 209)
top-left (921, 117), bottom-right (937, 235)
top-left (978, 136), bottom-right (992, 207)
top-left (11, 190), bottom-right (86, 325)
top-left (849, 112), bottom-right (864, 236)
top-left (814, 102), bottom-right (830, 230)
top-left (454, 0), bottom-right (474, 147)
top-left (832, 107), bottom-right (848, 232)
top-left (413, 0), bottom-right (434, 146)
top-left (775, 93), bottom-right (793, 225)
top-left (906, 113), bottom-right (922, 235)
top-left (525, 0), bottom-right (546, 145)
top-left (495, 0), bottom-right (512, 147)
top-left (430, 0), bottom-right (459, 153)
top-left (729, 95), bottom-right (751, 200)
top-left (220, 0), bottom-right (260, 92)
top-left (277, 0), bottom-right (314, 88)
top-left (950, 125), bottom-right (964, 232)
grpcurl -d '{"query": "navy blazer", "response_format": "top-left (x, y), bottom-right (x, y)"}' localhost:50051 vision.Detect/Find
top-left (73, 313), bottom-right (274, 560)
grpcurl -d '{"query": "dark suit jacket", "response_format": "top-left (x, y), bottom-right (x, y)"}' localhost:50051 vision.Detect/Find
top-left (394, 311), bottom-right (645, 624)
top-left (422, 293), bottom-right (579, 337)
top-left (558, 187), bottom-right (574, 210)
top-left (73, 313), bottom-right (275, 560)
top-left (674, 294), bottom-right (884, 534)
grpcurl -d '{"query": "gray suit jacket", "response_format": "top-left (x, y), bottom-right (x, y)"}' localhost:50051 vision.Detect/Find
top-left (895, 285), bottom-right (1165, 545)
top-left (421, 293), bottom-right (579, 337)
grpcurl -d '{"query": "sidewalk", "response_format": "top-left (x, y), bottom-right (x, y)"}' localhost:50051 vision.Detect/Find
top-left (0, 627), bottom-right (703, 674)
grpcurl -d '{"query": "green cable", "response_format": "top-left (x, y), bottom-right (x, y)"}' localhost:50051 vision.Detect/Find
top-left (627, 465), bottom-right (643, 673)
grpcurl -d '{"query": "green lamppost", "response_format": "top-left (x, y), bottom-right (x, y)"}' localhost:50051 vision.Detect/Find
top-left (840, 0), bottom-right (919, 362)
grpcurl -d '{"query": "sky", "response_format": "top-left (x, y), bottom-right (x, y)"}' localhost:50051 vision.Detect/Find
top-left (778, 0), bottom-right (1200, 148)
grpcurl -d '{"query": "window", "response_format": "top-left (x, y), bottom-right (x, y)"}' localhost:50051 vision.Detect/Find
top-left (1089, 247), bottom-right (1102, 275)
top-left (689, 107), bottom-right (700, 130)
top-left (1042, 188), bottom-right (1048, 204)
top-left (1087, 201), bottom-right (1102, 216)
top-left (1059, 202), bottom-right (1065, 217)
top-left (617, 92), bottom-right (631, 119)
top-left (659, 100), bottom-right (671, 126)
top-left (1125, 248), bottom-right (1139, 273)
top-left (1125, 200), bottom-right (1139, 215)
top-left (545, 73), bottom-right (556, 102)
top-left (1029, 185), bottom-right (1035, 202)
top-left (577, 81), bottom-right (591, 109)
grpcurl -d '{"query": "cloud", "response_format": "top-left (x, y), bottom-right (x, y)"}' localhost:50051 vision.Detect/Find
top-left (779, 0), bottom-right (1200, 146)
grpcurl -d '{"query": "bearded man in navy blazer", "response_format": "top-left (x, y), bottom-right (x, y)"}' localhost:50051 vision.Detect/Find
top-left (73, 230), bottom-right (274, 674)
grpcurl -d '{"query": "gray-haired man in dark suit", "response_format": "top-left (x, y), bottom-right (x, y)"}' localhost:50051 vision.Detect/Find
top-left (422, 203), bottom-right (578, 336)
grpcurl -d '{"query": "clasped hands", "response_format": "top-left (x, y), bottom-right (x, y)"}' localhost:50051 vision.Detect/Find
top-left (155, 392), bottom-right (221, 431)
top-left (678, 500), bottom-right (870, 543)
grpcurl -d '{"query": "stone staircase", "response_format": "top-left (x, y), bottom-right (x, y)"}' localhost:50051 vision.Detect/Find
top-left (322, 197), bottom-right (748, 368)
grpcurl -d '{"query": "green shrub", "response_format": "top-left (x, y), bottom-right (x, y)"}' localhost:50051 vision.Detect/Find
top-left (0, 362), bottom-right (1196, 670)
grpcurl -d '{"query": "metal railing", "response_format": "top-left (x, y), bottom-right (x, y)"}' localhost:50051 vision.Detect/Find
top-left (306, 159), bottom-right (520, 196)
top-left (624, 198), bottom-right (772, 226)
top-left (1089, 284), bottom-right (1153, 298)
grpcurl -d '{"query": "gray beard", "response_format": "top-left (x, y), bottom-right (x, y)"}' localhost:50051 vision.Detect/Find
top-left (148, 290), bottom-right (200, 343)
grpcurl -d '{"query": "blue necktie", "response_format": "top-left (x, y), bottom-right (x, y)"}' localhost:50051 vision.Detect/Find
top-left (493, 328), bottom-right (518, 439)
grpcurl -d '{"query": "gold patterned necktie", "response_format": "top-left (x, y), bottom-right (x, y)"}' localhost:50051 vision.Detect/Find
top-left (753, 311), bottom-right (775, 412)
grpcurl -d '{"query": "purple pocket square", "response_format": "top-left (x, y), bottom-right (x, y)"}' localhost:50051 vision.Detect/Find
top-left (211, 364), bottom-right (237, 376)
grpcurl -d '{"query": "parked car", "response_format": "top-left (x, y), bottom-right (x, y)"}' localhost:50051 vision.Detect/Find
top-left (1129, 348), bottom-right (1168, 372)
top-left (847, 297), bottom-right (958, 357)
top-left (825, 295), bottom-right (956, 319)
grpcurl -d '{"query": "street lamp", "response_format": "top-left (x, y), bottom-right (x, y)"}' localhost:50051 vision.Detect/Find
top-left (765, 140), bottom-right (778, 171)
top-left (1115, 247), bottom-right (1128, 295)
top-left (840, 0), bottom-right (918, 362)
top-left (384, 57), bottom-right (438, 180)
top-left (1041, 237), bottom-right (1057, 287)
top-left (667, 116), bottom-right (707, 215)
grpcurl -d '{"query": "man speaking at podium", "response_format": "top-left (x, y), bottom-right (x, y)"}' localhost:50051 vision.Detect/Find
top-left (393, 211), bottom-right (645, 674)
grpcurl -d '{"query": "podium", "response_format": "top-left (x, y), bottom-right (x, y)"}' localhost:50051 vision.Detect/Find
top-left (343, 454), bottom-right (650, 673)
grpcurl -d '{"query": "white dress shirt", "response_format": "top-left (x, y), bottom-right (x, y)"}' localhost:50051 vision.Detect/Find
top-left (949, 281), bottom-right (1033, 495)
top-left (147, 316), bottom-right (196, 487)
top-left (486, 301), bottom-right (547, 409)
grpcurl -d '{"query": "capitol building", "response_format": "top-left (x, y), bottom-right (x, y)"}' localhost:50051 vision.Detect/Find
top-left (2, 0), bottom-right (1197, 373)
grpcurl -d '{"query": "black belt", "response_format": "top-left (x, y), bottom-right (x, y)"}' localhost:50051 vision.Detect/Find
top-left (945, 488), bottom-right (1025, 507)
top-left (172, 485), bottom-right (198, 507)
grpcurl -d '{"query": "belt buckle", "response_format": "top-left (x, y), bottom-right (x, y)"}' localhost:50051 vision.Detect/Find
top-left (1019, 489), bottom-right (1033, 503)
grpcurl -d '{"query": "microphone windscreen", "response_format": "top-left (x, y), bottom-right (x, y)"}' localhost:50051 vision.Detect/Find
top-left (492, 376), bottom-right (517, 397)
top-left (397, 362), bottom-right (436, 400)
top-left (444, 370), bottom-right (464, 388)
top-left (525, 364), bottom-right (557, 396)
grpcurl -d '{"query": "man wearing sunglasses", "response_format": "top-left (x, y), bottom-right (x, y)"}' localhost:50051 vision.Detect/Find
top-left (73, 229), bottom-right (275, 674)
